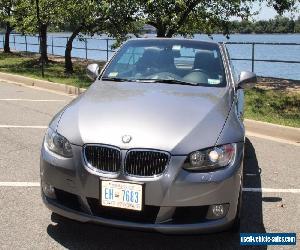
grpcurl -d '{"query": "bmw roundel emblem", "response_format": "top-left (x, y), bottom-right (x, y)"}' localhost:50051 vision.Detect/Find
top-left (122, 135), bottom-right (132, 143)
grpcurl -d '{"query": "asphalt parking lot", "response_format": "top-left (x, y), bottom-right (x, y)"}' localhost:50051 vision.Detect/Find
top-left (0, 80), bottom-right (299, 249)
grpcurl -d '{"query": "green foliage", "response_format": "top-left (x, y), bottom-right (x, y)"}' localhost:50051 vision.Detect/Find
top-left (137, 0), bottom-right (244, 37)
top-left (2, 0), bottom-right (299, 39)
top-left (0, 0), bottom-right (18, 30)
top-left (12, 0), bottom-right (65, 34)
top-left (58, 0), bottom-right (142, 46)
top-left (266, 0), bottom-right (299, 15)
top-left (59, 0), bottom-right (100, 34)
top-left (0, 0), bottom-right (13, 21)
top-left (0, 0), bottom-right (18, 52)
top-left (244, 88), bottom-right (300, 127)
top-left (229, 15), bottom-right (299, 33)
top-left (0, 52), bottom-right (94, 87)
top-left (295, 17), bottom-right (300, 32)
top-left (135, 0), bottom-right (299, 37)
top-left (94, 0), bottom-right (142, 45)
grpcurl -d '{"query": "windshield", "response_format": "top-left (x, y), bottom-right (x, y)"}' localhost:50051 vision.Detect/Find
top-left (102, 39), bottom-right (226, 87)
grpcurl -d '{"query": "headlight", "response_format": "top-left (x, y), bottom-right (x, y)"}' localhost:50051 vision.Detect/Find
top-left (183, 143), bottom-right (236, 171)
top-left (44, 128), bottom-right (73, 158)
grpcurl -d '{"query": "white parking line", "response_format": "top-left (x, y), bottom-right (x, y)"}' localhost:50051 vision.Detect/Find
top-left (0, 125), bottom-right (47, 129)
top-left (245, 173), bottom-right (257, 176)
top-left (243, 188), bottom-right (300, 193)
top-left (0, 182), bottom-right (299, 194)
top-left (0, 182), bottom-right (40, 187)
top-left (0, 98), bottom-right (66, 102)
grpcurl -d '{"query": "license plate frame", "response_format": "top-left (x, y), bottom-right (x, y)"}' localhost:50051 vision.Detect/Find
top-left (101, 180), bottom-right (143, 211)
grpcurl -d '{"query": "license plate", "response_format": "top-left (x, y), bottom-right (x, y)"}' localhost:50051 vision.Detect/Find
top-left (101, 180), bottom-right (142, 211)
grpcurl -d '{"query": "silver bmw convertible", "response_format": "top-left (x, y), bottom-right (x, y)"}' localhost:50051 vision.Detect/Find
top-left (40, 38), bottom-right (256, 234)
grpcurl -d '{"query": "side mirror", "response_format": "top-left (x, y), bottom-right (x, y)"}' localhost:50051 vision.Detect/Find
top-left (237, 71), bottom-right (257, 89)
top-left (86, 64), bottom-right (99, 81)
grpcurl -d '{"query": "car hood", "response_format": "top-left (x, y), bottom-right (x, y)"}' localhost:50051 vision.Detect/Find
top-left (56, 81), bottom-right (233, 154)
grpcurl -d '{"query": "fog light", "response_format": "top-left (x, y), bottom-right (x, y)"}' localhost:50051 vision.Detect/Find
top-left (212, 204), bottom-right (224, 217)
top-left (206, 203), bottom-right (229, 219)
top-left (42, 182), bottom-right (56, 199)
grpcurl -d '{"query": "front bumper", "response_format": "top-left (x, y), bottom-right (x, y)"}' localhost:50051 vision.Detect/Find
top-left (40, 142), bottom-right (243, 234)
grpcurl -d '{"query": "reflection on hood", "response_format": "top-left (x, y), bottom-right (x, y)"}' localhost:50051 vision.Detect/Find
top-left (57, 81), bottom-right (233, 154)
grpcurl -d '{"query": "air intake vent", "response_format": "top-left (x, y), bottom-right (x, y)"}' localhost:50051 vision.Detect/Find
top-left (125, 150), bottom-right (170, 177)
top-left (84, 145), bottom-right (121, 173)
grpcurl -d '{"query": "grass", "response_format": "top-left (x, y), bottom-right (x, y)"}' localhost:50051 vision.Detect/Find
top-left (0, 52), bottom-right (94, 88)
top-left (0, 52), bottom-right (299, 127)
top-left (244, 88), bottom-right (300, 127)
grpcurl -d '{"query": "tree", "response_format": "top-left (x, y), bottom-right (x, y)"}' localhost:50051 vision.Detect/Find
top-left (99, 0), bottom-right (142, 43)
top-left (266, 0), bottom-right (299, 15)
top-left (62, 0), bottom-right (141, 73)
top-left (295, 16), bottom-right (300, 32)
top-left (12, 0), bottom-right (65, 63)
top-left (272, 16), bottom-right (295, 33)
top-left (0, 0), bottom-right (16, 53)
top-left (135, 0), bottom-right (299, 37)
top-left (61, 0), bottom-right (98, 73)
top-left (136, 0), bottom-right (249, 37)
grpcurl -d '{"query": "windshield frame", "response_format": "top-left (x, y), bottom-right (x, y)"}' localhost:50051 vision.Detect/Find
top-left (100, 39), bottom-right (229, 88)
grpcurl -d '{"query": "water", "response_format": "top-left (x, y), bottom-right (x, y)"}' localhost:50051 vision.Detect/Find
top-left (1, 33), bottom-right (299, 80)
top-left (206, 34), bottom-right (300, 80)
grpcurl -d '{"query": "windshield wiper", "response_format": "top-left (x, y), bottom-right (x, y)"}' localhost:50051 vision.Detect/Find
top-left (102, 77), bottom-right (200, 86)
top-left (135, 79), bottom-right (199, 86)
top-left (101, 77), bottom-right (134, 82)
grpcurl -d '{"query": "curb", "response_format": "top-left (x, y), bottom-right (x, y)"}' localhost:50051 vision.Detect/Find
top-left (244, 119), bottom-right (300, 143)
top-left (0, 72), bottom-right (299, 143)
top-left (0, 72), bottom-right (86, 95)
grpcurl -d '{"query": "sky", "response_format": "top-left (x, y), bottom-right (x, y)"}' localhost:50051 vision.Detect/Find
top-left (252, 2), bottom-right (299, 20)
